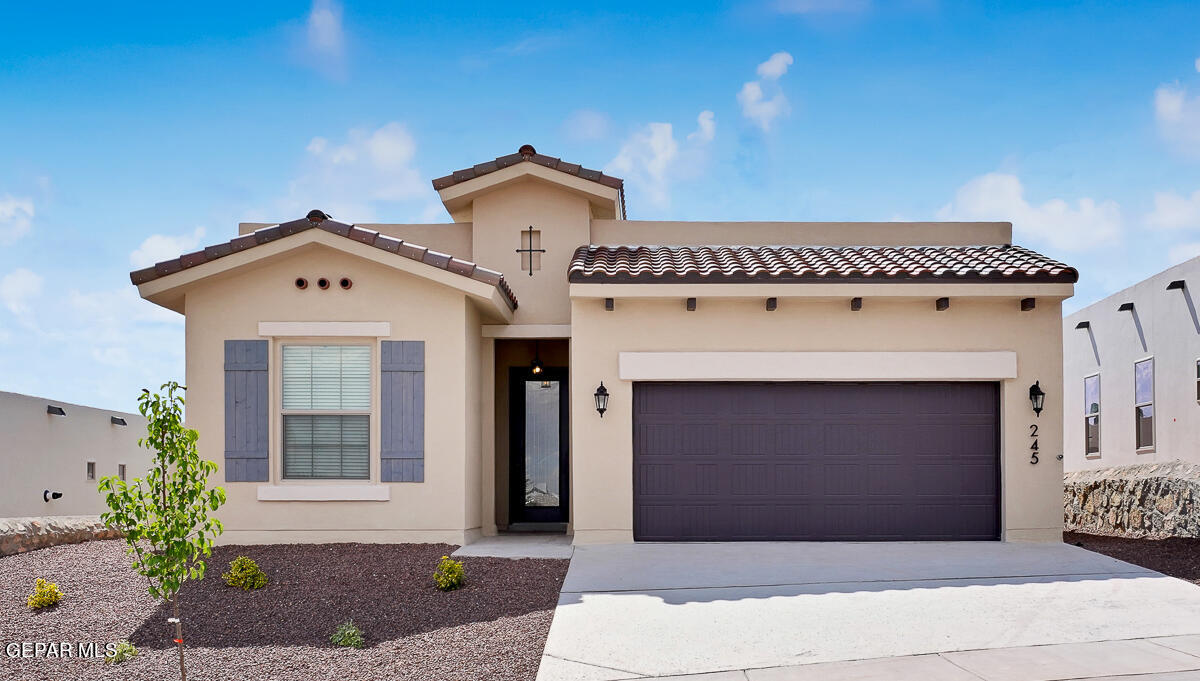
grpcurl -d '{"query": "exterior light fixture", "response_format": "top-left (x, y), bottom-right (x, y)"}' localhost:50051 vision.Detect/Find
top-left (110, 416), bottom-right (127, 426)
top-left (47, 405), bottom-right (66, 416)
top-left (1029, 381), bottom-right (1046, 417)
top-left (594, 382), bottom-right (609, 418)
top-left (530, 340), bottom-right (544, 376)
top-left (43, 490), bottom-right (62, 502)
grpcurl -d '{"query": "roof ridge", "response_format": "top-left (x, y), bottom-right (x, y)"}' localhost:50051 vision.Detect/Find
top-left (130, 212), bottom-right (518, 310)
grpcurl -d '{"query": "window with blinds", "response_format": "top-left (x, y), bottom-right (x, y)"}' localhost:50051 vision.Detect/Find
top-left (282, 345), bottom-right (371, 479)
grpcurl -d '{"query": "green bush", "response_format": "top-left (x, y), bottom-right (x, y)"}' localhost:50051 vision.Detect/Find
top-left (330, 620), bottom-right (364, 648)
top-left (222, 556), bottom-right (268, 591)
top-left (26, 578), bottom-right (64, 609)
top-left (433, 555), bottom-right (465, 591)
top-left (105, 640), bottom-right (138, 664)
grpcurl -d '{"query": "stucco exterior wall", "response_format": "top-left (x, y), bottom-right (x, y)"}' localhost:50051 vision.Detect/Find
top-left (1063, 257), bottom-right (1200, 471)
top-left (183, 244), bottom-right (481, 544)
top-left (569, 294), bottom-right (1067, 544)
top-left (471, 180), bottom-right (590, 325)
top-left (0, 391), bottom-right (149, 517)
top-left (590, 220), bottom-right (1012, 247)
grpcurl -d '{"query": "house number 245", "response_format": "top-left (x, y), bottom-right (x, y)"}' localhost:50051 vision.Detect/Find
top-left (1029, 424), bottom-right (1039, 464)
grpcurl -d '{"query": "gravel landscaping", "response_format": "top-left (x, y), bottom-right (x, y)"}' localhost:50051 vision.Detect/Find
top-left (0, 539), bottom-right (569, 680)
top-left (1065, 531), bottom-right (1200, 585)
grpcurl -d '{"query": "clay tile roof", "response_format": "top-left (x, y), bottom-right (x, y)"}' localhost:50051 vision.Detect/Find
top-left (567, 244), bottom-right (1078, 284)
top-left (432, 144), bottom-right (626, 217)
top-left (130, 211), bottom-right (517, 310)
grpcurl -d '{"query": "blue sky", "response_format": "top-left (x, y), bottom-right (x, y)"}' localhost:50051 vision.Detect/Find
top-left (3, 1), bottom-right (1200, 410)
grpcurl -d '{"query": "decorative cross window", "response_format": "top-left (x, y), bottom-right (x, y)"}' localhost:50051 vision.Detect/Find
top-left (516, 226), bottom-right (545, 276)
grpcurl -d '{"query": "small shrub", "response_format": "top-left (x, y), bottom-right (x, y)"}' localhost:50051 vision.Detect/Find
top-left (222, 555), bottom-right (268, 591)
top-left (330, 620), bottom-right (364, 648)
top-left (105, 640), bottom-right (138, 664)
top-left (433, 555), bottom-right (465, 591)
top-left (26, 578), bottom-right (64, 609)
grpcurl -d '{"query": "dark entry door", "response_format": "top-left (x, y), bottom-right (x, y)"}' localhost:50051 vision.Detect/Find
top-left (510, 367), bottom-right (569, 524)
top-left (633, 382), bottom-right (999, 542)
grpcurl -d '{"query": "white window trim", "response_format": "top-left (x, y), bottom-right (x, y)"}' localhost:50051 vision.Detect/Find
top-left (1084, 372), bottom-right (1101, 459)
top-left (1134, 356), bottom-right (1155, 453)
top-left (257, 485), bottom-right (390, 502)
top-left (259, 321), bottom-right (391, 337)
top-left (279, 342), bottom-right (375, 482)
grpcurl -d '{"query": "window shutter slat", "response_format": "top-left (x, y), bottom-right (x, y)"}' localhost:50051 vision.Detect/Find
top-left (381, 341), bottom-right (424, 482)
top-left (224, 340), bottom-right (269, 482)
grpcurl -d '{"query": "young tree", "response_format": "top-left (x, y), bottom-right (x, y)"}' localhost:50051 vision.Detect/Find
top-left (100, 382), bottom-right (226, 681)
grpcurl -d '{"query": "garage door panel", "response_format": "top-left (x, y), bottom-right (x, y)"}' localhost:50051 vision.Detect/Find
top-left (633, 382), bottom-right (999, 542)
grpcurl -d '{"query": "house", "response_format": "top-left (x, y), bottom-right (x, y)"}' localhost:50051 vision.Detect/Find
top-left (1, 391), bottom-right (149, 518)
top-left (131, 145), bottom-right (1076, 545)
top-left (1061, 257), bottom-right (1200, 537)
top-left (1063, 257), bottom-right (1200, 469)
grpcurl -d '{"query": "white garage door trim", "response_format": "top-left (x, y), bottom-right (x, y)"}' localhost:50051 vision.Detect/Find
top-left (618, 351), bottom-right (1017, 382)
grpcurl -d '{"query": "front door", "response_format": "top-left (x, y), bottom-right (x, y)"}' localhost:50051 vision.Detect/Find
top-left (509, 367), bottom-right (569, 524)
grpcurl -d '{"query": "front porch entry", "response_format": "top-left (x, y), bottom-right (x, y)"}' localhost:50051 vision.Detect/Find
top-left (493, 338), bottom-right (570, 533)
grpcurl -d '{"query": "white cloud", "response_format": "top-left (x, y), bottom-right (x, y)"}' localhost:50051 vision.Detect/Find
top-left (937, 172), bottom-right (1122, 251)
top-left (1146, 189), bottom-right (1200, 231)
top-left (276, 121), bottom-right (433, 222)
top-left (563, 109), bottom-right (612, 142)
top-left (1154, 82), bottom-right (1200, 156)
top-left (739, 53), bottom-right (794, 132)
top-left (687, 110), bottom-right (716, 143)
top-left (757, 52), bottom-right (795, 80)
top-left (1169, 241), bottom-right (1200, 265)
top-left (0, 268), bottom-right (43, 315)
top-left (606, 112), bottom-right (716, 209)
top-left (0, 195), bottom-right (34, 244)
top-left (129, 227), bottom-right (207, 268)
top-left (307, 0), bottom-right (343, 58)
top-left (774, 0), bottom-right (871, 13)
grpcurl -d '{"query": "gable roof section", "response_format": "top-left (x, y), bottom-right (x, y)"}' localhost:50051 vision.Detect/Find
top-left (130, 211), bottom-right (518, 309)
top-left (568, 244), bottom-right (1078, 284)
top-left (432, 144), bottom-right (627, 218)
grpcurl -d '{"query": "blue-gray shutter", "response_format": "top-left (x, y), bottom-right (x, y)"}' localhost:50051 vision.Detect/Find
top-left (224, 340), bottom-right (269, 482)
top-left (381, 341), bottom-right (425, 482)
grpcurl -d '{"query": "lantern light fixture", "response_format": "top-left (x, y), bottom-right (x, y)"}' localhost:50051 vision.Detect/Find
top-left (1029, 381), bottom-right (1046, 417)
top-left (594, 382), bottom-right (609, 418)
top-left (530, 340), bottom-right (544, 375)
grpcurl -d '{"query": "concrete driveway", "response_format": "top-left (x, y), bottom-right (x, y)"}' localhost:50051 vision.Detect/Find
top-left (536, 542), bottom-right (1200, 680)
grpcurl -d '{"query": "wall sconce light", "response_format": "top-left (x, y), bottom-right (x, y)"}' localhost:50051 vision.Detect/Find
top-left (110, 416), bottom-right (127, 426)
top-left (1029, 381), bottom-right (1046, 417)
top-left (594, 382), bottom-right (609, 418)
top-left (47, 405), bottom-right (66, 416)
top-left (43, 490), bottom-right (62, 502)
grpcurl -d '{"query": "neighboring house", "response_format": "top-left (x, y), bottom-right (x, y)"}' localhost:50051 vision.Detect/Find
top-left (131, 145), bottom-right (1076, 546)
top-left (0, 391), bottom-right (149, 517)
top-left (1063, 257), bottom-right (1200, 470)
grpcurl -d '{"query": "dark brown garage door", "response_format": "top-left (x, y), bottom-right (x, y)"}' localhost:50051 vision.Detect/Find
top-left (633, 382), bottom-right (1000, 541)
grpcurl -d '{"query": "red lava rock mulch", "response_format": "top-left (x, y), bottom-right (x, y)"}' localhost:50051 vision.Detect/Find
top-left (1065, 531), bottom-right (1200, 585)
top-left (0, 539), bottom-right (569, 681)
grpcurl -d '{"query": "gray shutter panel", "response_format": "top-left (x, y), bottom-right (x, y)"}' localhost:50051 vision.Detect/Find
top-left (224, 340), bottom-right (269, 482)
top-left (381, 341), bottom-right (425, 482)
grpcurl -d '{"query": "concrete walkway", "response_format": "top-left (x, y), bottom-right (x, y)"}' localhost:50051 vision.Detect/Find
top-left (536, 542), bottom-right (1200, 680)
top-left (451, 533), bottom-right (574, 559)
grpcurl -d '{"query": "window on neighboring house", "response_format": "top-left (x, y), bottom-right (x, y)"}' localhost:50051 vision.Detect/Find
top-left (118, 463), bottom-right (127, 481)
top-left (1084, 374), bottom-right (1100, 456)
top-left (282, 345), bottom-right (371, 479)
top-left (86, 461), bottom-right (96, 481)
top-left (1196, 359), bottom-right (1199, 402)
top-left (1135, 358), bottom-right (1154, 450)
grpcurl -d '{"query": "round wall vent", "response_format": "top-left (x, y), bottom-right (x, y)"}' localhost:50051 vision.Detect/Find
top-left (317, 277), bottom-right (330, 290)
top-left (295, 277), bottom-right (308, 290)
top-left (339, 277), bottom-right (353, 290)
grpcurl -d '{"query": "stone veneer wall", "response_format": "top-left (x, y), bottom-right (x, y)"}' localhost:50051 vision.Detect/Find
top-left (0, 516), bottom-right (122, 557)
top-left (1065, 461), bottom-right (1200, 538)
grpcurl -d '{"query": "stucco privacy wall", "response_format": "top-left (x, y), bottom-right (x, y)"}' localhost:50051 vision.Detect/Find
top-left (184, 244), bottom-right (481, 545)
top-left (569, 295), bottom-right (1068, 544)
top-left (0, 391), bottom-right (150, 517)
top-left (1063, 256), bottom-right (1200, 471)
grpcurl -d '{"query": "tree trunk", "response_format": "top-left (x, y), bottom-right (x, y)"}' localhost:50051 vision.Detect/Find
top-left (173, 595), bottom-right (187, 681)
